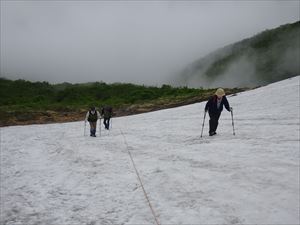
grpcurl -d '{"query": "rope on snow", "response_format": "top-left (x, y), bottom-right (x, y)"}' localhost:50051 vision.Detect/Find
top-left (120, 129), bottom-right (160, 225)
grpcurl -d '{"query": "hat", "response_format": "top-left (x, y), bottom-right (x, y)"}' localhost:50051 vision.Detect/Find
top-left (215, 88), bottom-right (225, 97)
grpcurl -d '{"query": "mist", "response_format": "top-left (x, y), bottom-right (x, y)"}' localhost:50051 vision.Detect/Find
top-left (1, 1), bottom-right (299, 85)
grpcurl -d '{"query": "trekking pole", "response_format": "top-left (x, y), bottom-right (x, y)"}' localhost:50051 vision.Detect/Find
top-left (110, 117), bottom-right (112, 130)
top-left (230, 107), bottom-right (235, 136)
top-left (84, 121), bottom-right (86, 136)
top-left (200, 110), bottom-right (207, 138)
top-left (99, 118), bottom-right (101, 137)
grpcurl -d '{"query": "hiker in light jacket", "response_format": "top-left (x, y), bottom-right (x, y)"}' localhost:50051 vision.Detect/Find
top-left (205, 88), bottom-right (232, 136)
top-left (85, 106), bottom-right (101, 137)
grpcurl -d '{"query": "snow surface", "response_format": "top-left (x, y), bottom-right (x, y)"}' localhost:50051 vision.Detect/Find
top-left (1, 76), bottom-right (299, 225)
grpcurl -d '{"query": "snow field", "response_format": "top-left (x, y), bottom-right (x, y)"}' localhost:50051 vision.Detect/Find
top-left (1, 76), bottom-right (299, 224)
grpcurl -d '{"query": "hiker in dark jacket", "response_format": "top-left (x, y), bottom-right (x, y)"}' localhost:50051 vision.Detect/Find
top-left (85, 106), bottom-right (101, 137)
top-left (205, 88), bottom-right (232, 136)
top-left (101, 105), bottom-right (113, 130)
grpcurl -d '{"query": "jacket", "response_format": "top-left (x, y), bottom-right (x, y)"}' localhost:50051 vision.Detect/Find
top-left (205, 95), bottom-right (230, 114)
top-left (85, 110), bottom-right (100, 122)
top-left (101, 106), bottom-right (113, 119)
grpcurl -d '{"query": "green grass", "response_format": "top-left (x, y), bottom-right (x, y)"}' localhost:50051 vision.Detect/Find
top-left (0, 78), bottom-right (202, 109)
top-left (0, 78), bottom-right (248, 126)
top-left (0, 78), bottom-right (201, 124)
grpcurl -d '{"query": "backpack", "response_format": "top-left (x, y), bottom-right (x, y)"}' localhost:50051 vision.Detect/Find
top-left (102, 106), bottom-right (112, 118)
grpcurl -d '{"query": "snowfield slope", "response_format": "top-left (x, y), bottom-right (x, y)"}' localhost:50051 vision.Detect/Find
top-left (1, 76), bottom-right (299, 225)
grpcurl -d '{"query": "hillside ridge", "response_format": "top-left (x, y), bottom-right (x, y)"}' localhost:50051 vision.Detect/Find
top-left (176, 21), bottom-right (300, 88)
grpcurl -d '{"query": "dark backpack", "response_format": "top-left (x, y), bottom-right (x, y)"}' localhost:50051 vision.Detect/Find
top-left (102, 106), bottom-right (112, 118)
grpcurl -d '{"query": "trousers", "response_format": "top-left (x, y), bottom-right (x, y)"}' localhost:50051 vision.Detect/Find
top-left (208, 112), bottom-right (221, 134)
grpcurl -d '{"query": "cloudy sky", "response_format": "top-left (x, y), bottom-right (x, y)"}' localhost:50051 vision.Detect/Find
top-left (1, 1), bottom-right (299, 85)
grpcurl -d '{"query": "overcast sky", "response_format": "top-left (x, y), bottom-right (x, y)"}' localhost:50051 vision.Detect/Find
top-left (1, 1), bottom-right (299, 85)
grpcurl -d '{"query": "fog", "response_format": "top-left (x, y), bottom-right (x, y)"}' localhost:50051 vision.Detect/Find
top-left (1, 1), bottom-right (299, 85)
top-left (179, 23), bottom-right (300, 89)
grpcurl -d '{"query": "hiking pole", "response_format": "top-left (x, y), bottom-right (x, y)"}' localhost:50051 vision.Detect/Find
top-left (99, 118), bottom-right (101, 137)
top-left (110, 117), bottom-right (112, 130)
top-left (200, 110), bottom-right (207, 138)
top-left (230, 107), bottom-right (235, 136)
top-left (84, 121), bottom-right (86, 136)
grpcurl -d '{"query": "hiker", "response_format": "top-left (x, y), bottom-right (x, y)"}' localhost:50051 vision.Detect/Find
top-left (85, 106), bottom-right (101, 137)
top-left (101, 105), bottom-right (113, 130)
top-left (205, 88), bottom-right (232, 136)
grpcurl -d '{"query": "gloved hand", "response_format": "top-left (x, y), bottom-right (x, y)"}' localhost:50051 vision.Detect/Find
top-left (230, 107), bottom-right (233, 112)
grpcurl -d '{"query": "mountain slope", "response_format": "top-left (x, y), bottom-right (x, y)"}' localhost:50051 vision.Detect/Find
top-left (1, 76), bottom-right (299, 224)
top-left (176, 21), bottom-right (300, 88)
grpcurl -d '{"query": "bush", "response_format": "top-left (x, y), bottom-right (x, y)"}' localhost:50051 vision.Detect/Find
top-left (0, 77), bottom-right (206, 111)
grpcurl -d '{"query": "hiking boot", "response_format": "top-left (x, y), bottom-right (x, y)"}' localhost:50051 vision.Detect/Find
top-left (209, 132), bottom-right (217, 136)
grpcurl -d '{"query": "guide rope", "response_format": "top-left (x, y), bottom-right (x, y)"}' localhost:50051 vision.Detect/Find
top-left (120, 129), bottom-right (160, 225)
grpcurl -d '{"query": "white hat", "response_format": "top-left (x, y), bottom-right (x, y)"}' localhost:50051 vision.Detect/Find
top-left (215, 88), bottom-right (225, 97)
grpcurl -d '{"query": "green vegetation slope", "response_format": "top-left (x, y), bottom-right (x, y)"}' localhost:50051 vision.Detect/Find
top-left (0, 78), bottom-right (247, 126)
top-left (177, 21), bottom-right (300, 88)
